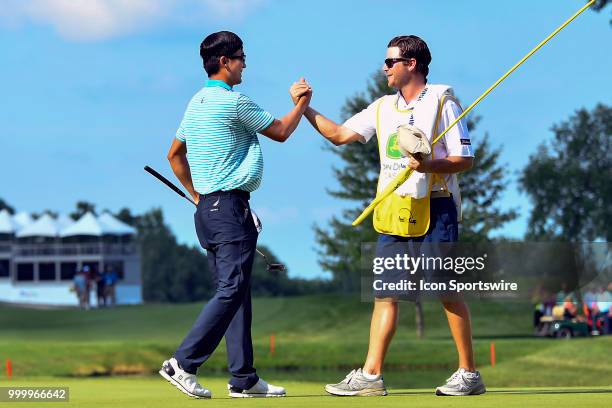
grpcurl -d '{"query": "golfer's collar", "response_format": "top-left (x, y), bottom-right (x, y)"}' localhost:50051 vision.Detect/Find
top-left (205, 79), bottom-right (232, 91)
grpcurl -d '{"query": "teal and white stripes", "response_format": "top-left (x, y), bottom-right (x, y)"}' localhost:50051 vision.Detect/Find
top-left (176, 80), bottom-right (274, 194)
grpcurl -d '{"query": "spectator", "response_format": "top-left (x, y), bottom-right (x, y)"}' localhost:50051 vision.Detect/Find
top-left (95, 269), bottom-right (107, 307)
top-left (583, 285), bottom-right (598, 312)
top-left (563, 295), bottom-right (578, 320)
top-left (72, 269), bottom-right (88, 310)
top-left (82, 265), bottom-right (92, 309)
top-left (103, 266), bottom-right (119, 306)
top-left (556, 283), bottom-right (576, 305)
top-left (532, 286), bottom-right (555, 327)
top-left (593, 284), bottom-right (612, 334)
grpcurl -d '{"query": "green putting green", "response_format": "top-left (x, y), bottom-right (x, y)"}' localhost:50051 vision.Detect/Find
top-left (4, 377), bottom-right (612, 408)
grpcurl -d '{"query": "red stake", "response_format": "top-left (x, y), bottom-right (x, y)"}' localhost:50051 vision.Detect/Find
top-left (490, 342), bottom-right (496, 368)
top-left (269, 334), bottom-right (276, 356)
top-left (6, 359), bottom-right (12, 379)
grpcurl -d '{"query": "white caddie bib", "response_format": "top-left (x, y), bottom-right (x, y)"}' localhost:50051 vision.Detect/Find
top-left (376, 85), bottom-right (451, 197)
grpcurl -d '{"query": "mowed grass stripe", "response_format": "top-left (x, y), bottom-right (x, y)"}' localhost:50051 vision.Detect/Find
top-left (4, 377), bottom-right (612, 408)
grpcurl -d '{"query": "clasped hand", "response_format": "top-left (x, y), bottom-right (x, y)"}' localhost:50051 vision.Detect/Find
top-left (289, 77), bottom-right (312, 105)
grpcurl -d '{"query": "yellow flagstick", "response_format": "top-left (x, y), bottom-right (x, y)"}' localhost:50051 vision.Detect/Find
top-left (352, 0), bottom-right (596, 227)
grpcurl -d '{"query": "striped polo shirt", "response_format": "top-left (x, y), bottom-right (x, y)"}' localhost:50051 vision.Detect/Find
top-left (176, 79), bottom-right (274, 194)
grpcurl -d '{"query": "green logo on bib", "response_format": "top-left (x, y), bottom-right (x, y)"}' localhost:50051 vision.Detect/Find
top-left (386, 133), bottom-right (402, 159)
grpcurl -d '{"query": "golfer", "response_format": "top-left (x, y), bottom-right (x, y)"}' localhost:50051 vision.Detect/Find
top-left (160, 31), bottom-right (311, 399)
top-left (301, 35), bottom-right (486, 396)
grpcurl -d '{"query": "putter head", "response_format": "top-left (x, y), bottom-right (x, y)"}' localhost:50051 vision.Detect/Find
top-left (267, 263), bottom-right (286, 272)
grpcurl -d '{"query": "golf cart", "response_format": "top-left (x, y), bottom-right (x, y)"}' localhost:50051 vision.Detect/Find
top-left (536, 316), bottom-right (590, 338)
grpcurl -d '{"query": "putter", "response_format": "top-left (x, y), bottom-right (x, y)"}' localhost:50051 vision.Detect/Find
top-left (144, 165), bottom-right (286, 272)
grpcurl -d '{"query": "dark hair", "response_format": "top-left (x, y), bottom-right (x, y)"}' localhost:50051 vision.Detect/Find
top-left (200, 31), bottom-right (243, 76)
top-left (387, 35), bottom-right (432, 81)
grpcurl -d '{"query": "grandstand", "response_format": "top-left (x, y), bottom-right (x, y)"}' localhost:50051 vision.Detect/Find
top-left (0, 209), bottom-right (141, 306)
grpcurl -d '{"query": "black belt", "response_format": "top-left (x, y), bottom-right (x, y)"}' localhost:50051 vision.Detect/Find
top-left (204, 189), bottom-right (250, 200)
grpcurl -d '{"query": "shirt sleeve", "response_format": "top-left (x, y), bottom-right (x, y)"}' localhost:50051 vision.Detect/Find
top-left (175, 121), bottom-right (186, 142)
top-left (440, 98), bottom-right (474, 157)
top-left (175, 101), bottom-right (190, 142)
top-left (237, 94), bottom-right (275, 133)
top-left (342, 98), bottom-right (381, 144)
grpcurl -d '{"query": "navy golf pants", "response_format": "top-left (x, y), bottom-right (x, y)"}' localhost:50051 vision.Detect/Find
top-left (174, 190), bottom-right (259, 389)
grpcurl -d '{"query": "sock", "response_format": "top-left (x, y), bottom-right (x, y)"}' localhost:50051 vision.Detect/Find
top-left (361, 370), bottom-right (381, 380)
top-left (462, 369), bottom-right (479, 377)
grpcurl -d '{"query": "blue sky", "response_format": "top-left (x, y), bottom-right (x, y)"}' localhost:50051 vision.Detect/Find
top-left (1, 0), bottom-right (610, 279)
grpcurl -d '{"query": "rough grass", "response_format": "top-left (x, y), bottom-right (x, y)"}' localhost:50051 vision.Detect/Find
top-left (1, 295), bottom-right (611, 389)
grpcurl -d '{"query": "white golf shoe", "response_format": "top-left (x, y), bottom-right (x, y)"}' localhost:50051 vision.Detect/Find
top-left (228, 378), bottom-right (286, 398)
top-left (159, 358), bottom-right (212, 399)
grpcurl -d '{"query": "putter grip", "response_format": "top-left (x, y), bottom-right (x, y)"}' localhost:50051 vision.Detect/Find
top-left (144, 165), bottom-right (187, 198)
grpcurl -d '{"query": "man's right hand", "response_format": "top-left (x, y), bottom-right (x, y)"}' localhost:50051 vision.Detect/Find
top-left (290, 77), bottom-right (312, 105)
top-left (259, 78), bottom-right (312, 143)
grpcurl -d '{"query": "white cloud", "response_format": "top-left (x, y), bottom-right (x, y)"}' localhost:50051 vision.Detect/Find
top-left (0, 0), bottom-right (267, 41)
top-left (202, 0), bottom-right (265, 19)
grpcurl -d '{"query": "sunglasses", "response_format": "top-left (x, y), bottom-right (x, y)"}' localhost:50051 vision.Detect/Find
top-left (384, 57), bottom-right (412, 68)
top-left (227, 53), bottom-right (246, 63)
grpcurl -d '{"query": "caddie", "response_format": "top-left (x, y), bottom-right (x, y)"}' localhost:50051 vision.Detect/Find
top-left (300, 35), bottom-right (486, 397)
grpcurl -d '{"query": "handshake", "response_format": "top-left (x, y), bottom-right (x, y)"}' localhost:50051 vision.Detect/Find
top-left (289, 77), bottom-right (313, 105)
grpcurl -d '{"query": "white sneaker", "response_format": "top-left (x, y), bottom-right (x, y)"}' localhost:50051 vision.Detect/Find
top-left (324, 368), bottom-right (388, 396)
top-left (435, 368), bottom-right (486, 396)
top-left (228, 378), bottom-right (286, 398)
top-left (159, 358), bottom-right (212, 399)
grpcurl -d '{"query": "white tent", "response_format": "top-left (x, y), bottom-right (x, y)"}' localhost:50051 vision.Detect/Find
top-left (59, 212), bottom-right (134, 237)
top-left (98, 212), bottom-right (136, 235)
top-left (6, 211), bottom-right (135, 238)
top-left (16, 214), bottom-right (61, 238)
top-left (13, 212), bottom-right (33, 230)
top-left (0, 209), bottom-right (19, 234)
top-left (59, 212), bottom-right (109, 237)
top-left (56, 214), bottom-right (74, 230)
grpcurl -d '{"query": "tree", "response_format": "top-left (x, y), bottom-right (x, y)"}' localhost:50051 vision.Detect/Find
top-left (250, 245), bottom-right (333, 296)
top-left (121, 207), bottom-right (215, 302)
top-left (115, 207), bottom-right (141, 226)
top-left (590, 0), bottom-right (611, 24)
top-left (592, 0), bottom-right (610, 9)
top-left (70, 201), bottom-right (97, 220)
top-left (0, 198), bottom-right (15, 215)
top-left (520, 104), bottom-right (611, 241)
top-left (459, 133), bottom-right (519, 242)
top-left (315, 71), bottom-right (517, 289)
top-left (116, 207), bottom-right (325, 302)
